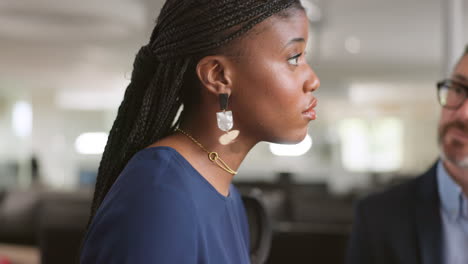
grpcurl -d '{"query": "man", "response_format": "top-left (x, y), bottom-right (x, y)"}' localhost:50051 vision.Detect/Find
top-left (346, 45), bottom-right (468, 264)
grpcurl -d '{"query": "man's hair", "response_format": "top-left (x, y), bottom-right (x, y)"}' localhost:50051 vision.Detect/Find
top-left (465, 44), bottom-right (468, 55)
top-left (87, 0), bottom-right (304, 225)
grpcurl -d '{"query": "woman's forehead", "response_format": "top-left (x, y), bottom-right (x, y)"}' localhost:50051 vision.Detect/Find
top-left (239, 11), bottom-right (309, 51)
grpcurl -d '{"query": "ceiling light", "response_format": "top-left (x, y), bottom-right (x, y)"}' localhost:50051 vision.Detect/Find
top-left (75, 132), bottom-right (108, 155)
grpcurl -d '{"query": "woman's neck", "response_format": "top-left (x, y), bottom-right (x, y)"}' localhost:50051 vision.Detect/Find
top-left (148, 119), bottom-right (257, 197)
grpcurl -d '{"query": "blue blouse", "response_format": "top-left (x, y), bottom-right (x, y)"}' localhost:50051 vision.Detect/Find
top-left (80, 147), bottom-right (250, 264)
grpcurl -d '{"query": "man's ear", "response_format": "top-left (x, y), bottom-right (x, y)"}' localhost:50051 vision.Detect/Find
top-left (196, 55), bottom-right (233, 95)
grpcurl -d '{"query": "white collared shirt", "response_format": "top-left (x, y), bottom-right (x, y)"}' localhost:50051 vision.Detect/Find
top-left (437, 161), bottom-right (468, 264)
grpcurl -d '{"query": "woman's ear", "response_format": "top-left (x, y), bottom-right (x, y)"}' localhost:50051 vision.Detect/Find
top-left (196, 56), bottom-right (233, 95)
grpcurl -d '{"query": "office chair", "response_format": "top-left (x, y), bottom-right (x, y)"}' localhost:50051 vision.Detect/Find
top-left (242, 194), bottom-right (273, 264)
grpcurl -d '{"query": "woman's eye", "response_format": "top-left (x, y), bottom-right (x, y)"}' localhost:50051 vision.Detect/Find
top-left (287, 53), bottom-right (302, 66)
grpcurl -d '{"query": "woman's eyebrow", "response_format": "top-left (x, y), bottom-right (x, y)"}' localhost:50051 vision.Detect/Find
top-left (282, 37), bottom-right (305, 50)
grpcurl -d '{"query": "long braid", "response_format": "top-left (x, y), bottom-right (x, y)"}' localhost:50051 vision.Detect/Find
top-left (87, 0), bottom-right (303, 226)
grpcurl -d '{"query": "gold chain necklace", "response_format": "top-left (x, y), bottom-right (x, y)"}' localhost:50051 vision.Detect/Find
top-left (176, 128), bottom-right (237, 175)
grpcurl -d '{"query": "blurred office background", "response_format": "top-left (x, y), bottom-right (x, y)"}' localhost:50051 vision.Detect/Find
top-left (0, 0), bottom-right (467, 263)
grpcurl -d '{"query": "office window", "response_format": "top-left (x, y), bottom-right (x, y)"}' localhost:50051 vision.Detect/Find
top-left (339, 117), bottom-right (403, 172)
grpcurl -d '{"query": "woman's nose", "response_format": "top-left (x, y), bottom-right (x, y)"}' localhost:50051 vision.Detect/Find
top-left (304, 72), bottom-right (320, 93)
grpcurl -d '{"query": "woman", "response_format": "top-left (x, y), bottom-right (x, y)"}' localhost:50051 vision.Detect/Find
top-left (80, 0), bottom-right (319, 263)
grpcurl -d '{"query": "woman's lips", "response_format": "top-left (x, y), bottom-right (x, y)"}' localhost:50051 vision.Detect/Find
top-left (302, 99), bottom-right (317, 120)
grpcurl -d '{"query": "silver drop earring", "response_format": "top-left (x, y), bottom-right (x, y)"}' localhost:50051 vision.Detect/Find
top-left (217, 93), bottom-right (239, 145)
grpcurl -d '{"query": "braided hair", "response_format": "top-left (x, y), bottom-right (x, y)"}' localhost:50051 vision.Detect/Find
top-left (88, 0), bottom-right (304, 225)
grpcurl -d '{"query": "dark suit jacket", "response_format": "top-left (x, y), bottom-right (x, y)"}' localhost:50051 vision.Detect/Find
top-left (346, 162), bottom-right (443, 264)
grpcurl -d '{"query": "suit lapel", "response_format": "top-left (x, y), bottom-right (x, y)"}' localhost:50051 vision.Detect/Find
top-left (414, 162), bottom-right (442, 264)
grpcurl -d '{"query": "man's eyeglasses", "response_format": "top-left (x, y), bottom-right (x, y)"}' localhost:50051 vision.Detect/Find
top-left (437, 79), bottom-right (468, 110)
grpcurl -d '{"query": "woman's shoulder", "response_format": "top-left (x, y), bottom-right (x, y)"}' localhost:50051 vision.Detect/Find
top-left (127, 146), bottom-right (182, 170)
top-left (99, 147), bottom-right (195, 209)
top-left (82, 162), bottom-right (199, 263)
top-left (118, 146), bottom-right (191, 185)
top-left (91, 147), bottom-right (198, 226)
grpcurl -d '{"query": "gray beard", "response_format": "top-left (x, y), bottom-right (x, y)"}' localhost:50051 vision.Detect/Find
top-left (439, 145), bottom-right (468, 169)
